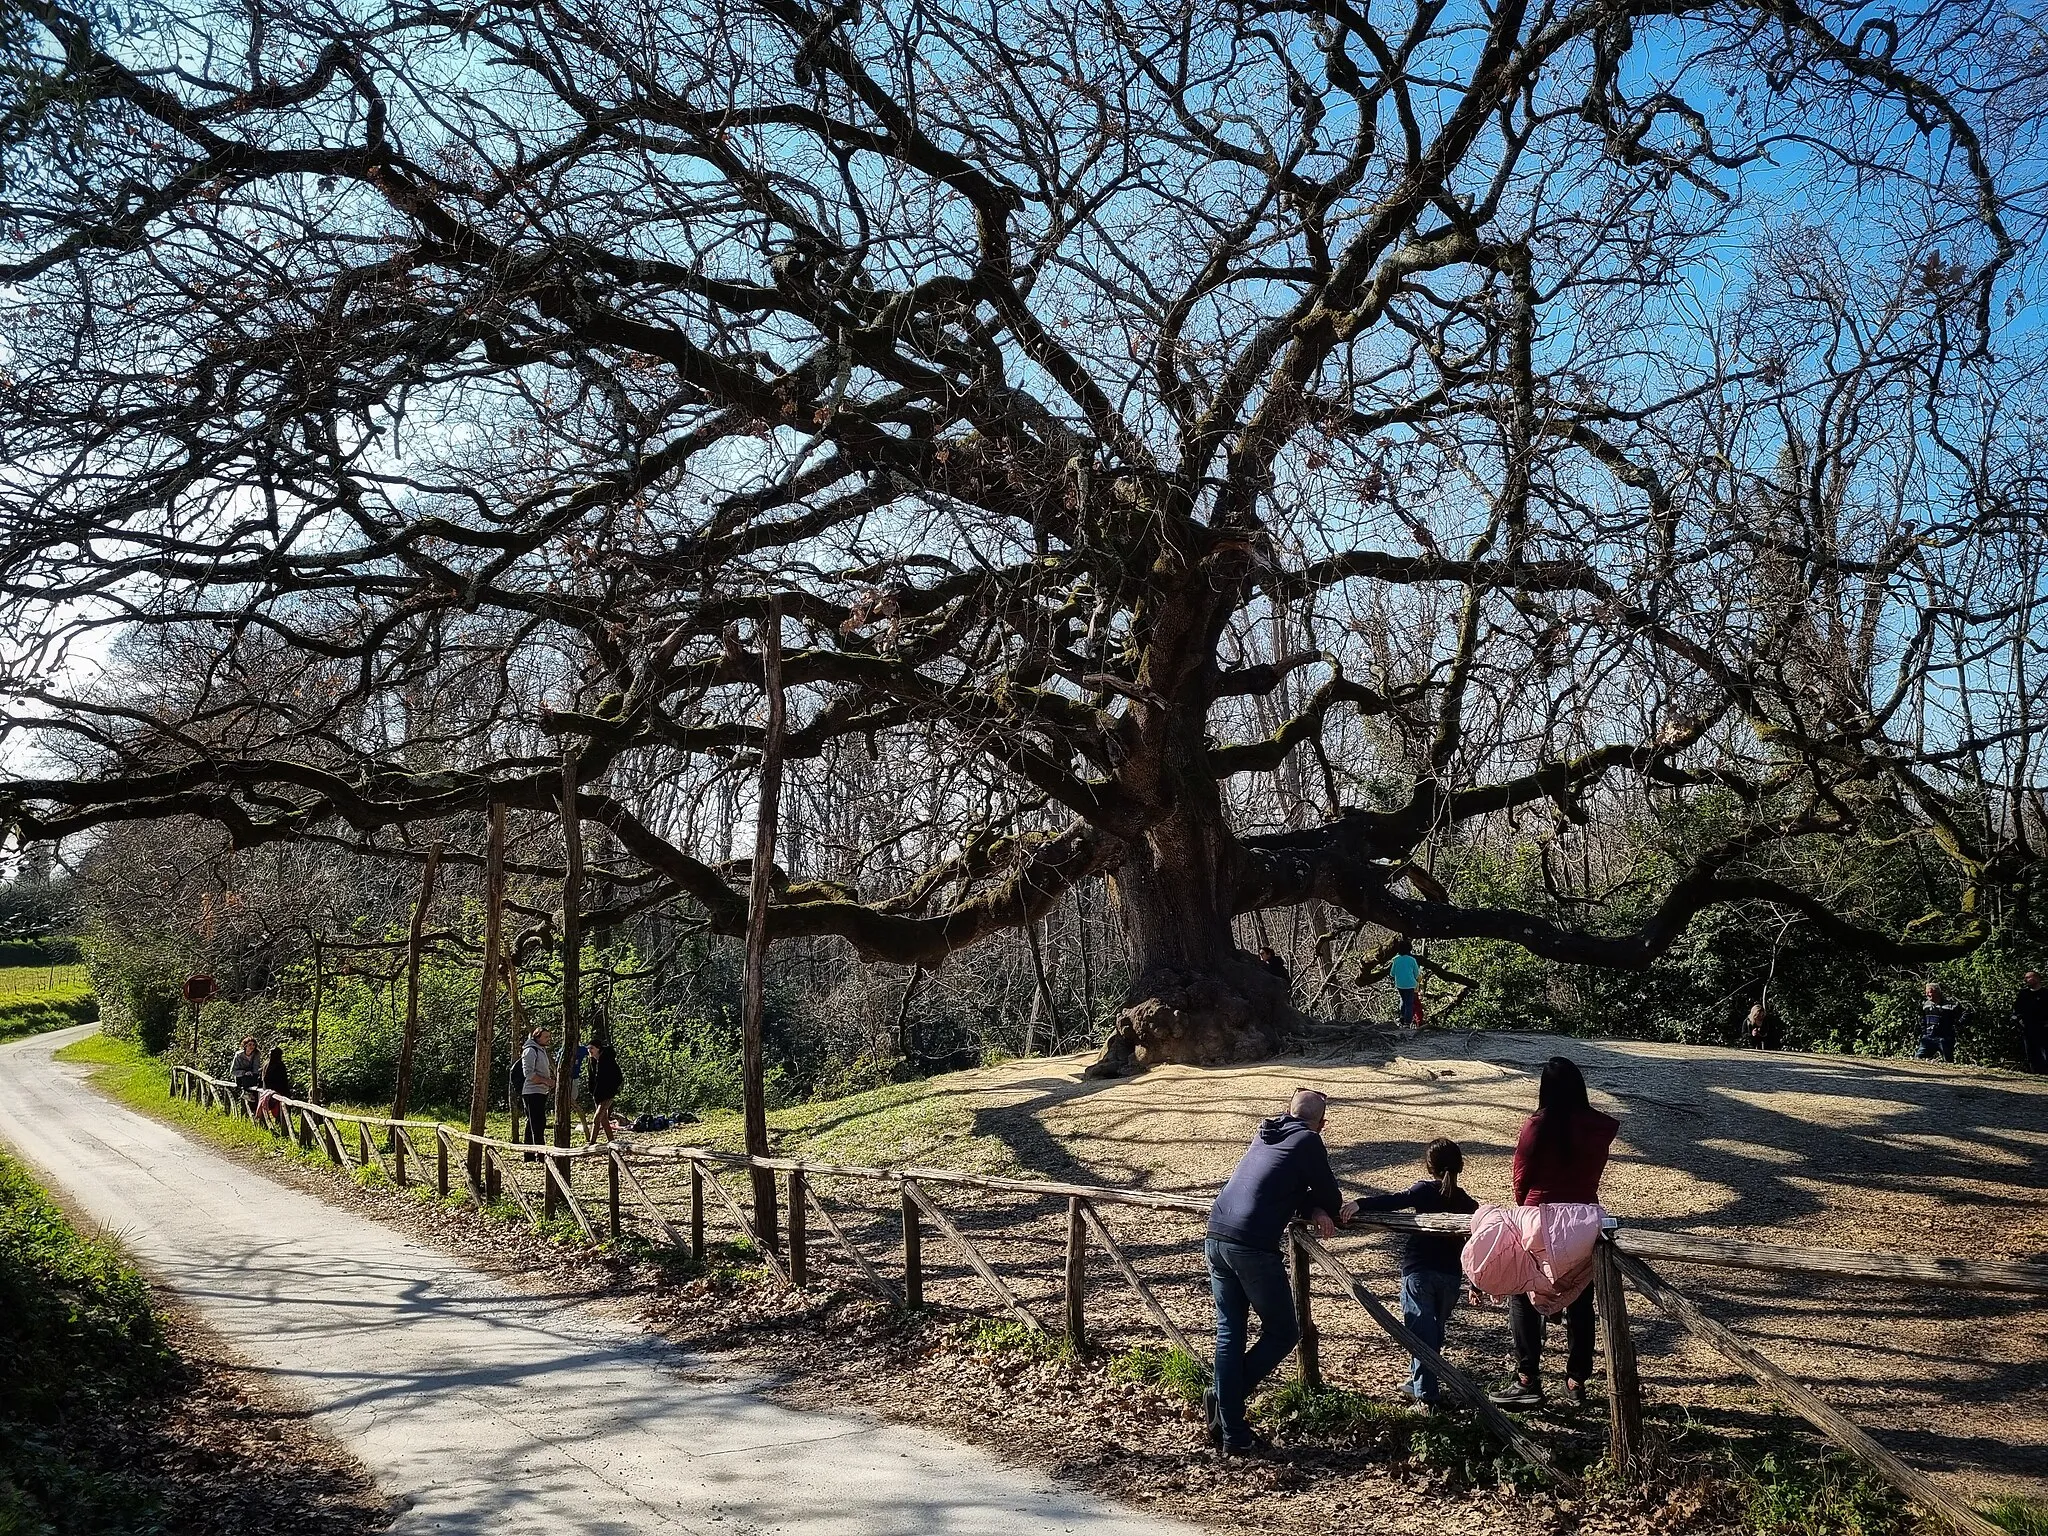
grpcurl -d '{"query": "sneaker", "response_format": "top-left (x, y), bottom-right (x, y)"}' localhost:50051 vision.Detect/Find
top-left (1201, 1389), bottom-right (1222, 1448)
top-left (1222, 1431), bottom-right (1275, 1458)
top-left (1564, 1378), bottom-right (1589, 1408)
top-left (1489, 1380), bottom-right (1545, 1409)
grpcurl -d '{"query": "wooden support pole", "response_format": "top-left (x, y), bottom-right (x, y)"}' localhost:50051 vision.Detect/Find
top-left (390, 844), bottom-right (444, 1151)
top-left (607, 1154), bottom-right (621, 1241)
top-left (612, 1150), bottom-right (686, 1250)
top-left (902, 1178), bottom-right (1040, 1330)
top-left (1593, 1237), bottom-right (1645, 1475)
top-left (1064, 1195), bottom-right (1087, 1353)
top-left (489, 1144), bottom-right (537, 1224)
top-left (1075, 1200), bottom-right (1201, 1361)
top-left (1613, 1251), bottom-right (2002, 1536)
top-left (543, 1156), bottom-right (596, 1241)
top-left (309, 939), bottom-right (323, 1104)
top-left (1614, 1228), bottom-right (2048, 1297)
top-left (467, 803), bottom-right (505, 1191)
top-left (788, 1169), bottom-right (808, 1287)
top-left (742, 599), bottom-right (786, 1252)
top-left (690, 1161), bottom-right (706, 1261)
top-left (805, 1185), bottom-right (899, 1304)
top-left (696, 1159), bottom-right (789, 1284)
top-left (552, 751), bottom-right (583, 1219)
top-left (1290, 1229), bottom-right (1322, 1390)
top-left (900, 1184), bottom-right (923, 1309)
top-left (436, 1128), bottom-right (451, 1199)
top-left (1294, 1230), bottom-right (1577, 1493)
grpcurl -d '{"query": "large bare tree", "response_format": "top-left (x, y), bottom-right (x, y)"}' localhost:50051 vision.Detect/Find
top-left (2, 0), bottom-right (2044, 1073)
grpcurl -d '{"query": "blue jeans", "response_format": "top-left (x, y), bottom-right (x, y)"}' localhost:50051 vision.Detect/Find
top-left (1206, 1238), bottom-right (1298, 1445)
top-left (1398, 988), bottom-right (1419, 1027)
top-left (1399, 1269), bottom-right (1461, 1404)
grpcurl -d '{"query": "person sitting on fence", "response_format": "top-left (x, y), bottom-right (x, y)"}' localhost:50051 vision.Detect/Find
top-left (1342, 1137), bottom-right (1477, 1412)
top-left (1203, 1087), bottom-right (1345, 1455)
top-left (1490, 1056), bottom-right (1618, 1410)
top-left (520, 1027), bottom-right (555, 1159)
top-left (1914, 983), bottom-right (1964, 1064)
top-left (255, 1046), bottom-right (293, 1130)
top-left (228, 1035), bottom-right (262, 1102)
top-left (588, 1042), bottom-right (624, 1143)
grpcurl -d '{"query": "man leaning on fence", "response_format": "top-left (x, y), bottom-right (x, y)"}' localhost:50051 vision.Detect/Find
top-left (1203, 1088), bottom-right (1344, 1454)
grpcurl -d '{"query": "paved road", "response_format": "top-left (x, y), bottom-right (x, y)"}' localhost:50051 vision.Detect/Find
top-left (0, 1027), bottom-right (1198, 1536)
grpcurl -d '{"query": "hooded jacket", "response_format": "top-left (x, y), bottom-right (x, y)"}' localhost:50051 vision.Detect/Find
top-left (520, 1039), bottom-right (556, 1096)
top-left (1206, 1115), bottom-right (1344, 1253)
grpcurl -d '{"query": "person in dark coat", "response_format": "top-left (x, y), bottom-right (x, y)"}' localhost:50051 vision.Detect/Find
top-left (1203, 1089), bottom-right (1344, 1454)
top-left (1348, 1138), bottom-right (1478, 1410)
top-left (588, 1042), bottom-right (626, 1142)
top-left (2012, 972), bottom-right (2047, 1073)
top-left (1257, 945), bottom-right (1290, 992)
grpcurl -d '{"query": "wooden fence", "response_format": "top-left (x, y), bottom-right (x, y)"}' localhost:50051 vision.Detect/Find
top-left (170, 1065), bottom-right (2044, 1536)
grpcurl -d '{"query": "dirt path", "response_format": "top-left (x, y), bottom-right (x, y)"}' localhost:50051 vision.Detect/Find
top-left (714, 1032), bottom-right (2048, 1506)
top-left (0, 1025), bottom-right (1203, 1536)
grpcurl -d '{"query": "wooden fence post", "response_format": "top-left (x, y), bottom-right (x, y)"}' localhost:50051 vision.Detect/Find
top-left (689, 1161), bottom-right (706, 1261)
top-left (358, 1121), bottom-right (371, 1169)
top-left (436, 1128), bottom-right (450, 1199)
top-left (788, 1169), bottom-right (808, 1287)
top-left (607, 1154), bottom-right (622, 1242)
top-left (901, 1184), bottom-right (923, 1309)
top-left (1065, 1196), bottom-right (1087, 1353)
top-left (1594, 1235), bottom-right (1645, 1475)
top-left (1290, 1229), bottom-right (1322, 1390)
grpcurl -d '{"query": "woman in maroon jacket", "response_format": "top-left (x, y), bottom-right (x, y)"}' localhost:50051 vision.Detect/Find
top-left (1490, 1056), bottom-right (1619, 1409)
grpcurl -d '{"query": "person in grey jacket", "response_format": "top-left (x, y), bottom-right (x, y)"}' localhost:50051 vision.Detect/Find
top-left (520, 1027), bottom-right (556, 1156)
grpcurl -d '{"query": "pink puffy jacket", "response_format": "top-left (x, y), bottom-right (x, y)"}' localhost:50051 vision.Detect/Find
top-left (1462, 1202), bottom-right (1605, 1315)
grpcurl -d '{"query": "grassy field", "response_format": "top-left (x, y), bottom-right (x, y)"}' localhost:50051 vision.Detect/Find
top-left (0, 1143), bottom-right (175, 1532)
top-left (0, 966), bottom-right (96, 1045)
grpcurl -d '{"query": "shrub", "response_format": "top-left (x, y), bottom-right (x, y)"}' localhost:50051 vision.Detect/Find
top-left (0, 987), bottom-right (99, 1045)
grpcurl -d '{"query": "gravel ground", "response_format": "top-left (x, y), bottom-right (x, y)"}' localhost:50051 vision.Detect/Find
top-left (96, 1029), bottom-right (2048, 1532)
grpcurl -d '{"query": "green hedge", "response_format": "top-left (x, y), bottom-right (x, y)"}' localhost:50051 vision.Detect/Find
top-left (0, 1146), bottom-right (174, 1531)
top-left (0, 939), bottom-right (82, 968)
top-left (0, 988), bottom-right (99, 1045)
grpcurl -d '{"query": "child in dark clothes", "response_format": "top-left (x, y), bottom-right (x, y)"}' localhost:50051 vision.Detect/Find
top-left (1344, 1138), bottom-right (1478, 1409)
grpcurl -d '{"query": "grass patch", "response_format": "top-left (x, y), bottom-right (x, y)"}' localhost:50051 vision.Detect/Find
top-left (1738, 1447), bottom-right (1906, 1536)
top-left (0, 1142), bottom-right (176, 1531)
top-left (0, 984), bottom-right (97, 1044)
top-left (0, 963), bottom-right (89, 996)
top-left (665, 1074), bottom-right (1018, 1175)
top-left (56, 1033), bottom-right (314, 1164)
top-left (968, 1318), bottom-right (1074, 1362)
top-left (1252, 1378), bottom-right (1549, 1491)
top-left (1257, 1378), bottom-right (1412, 1438)
top-left (1987, 1497), bottom-right (2048, 1536)
top-left (1107, 1344), bottom-right (1207, 1407)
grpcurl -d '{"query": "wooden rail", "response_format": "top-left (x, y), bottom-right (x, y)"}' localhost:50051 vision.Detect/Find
top-left (166, 1063), bottom-right (2034, 1526)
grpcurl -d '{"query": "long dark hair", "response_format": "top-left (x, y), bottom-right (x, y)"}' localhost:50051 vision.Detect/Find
top-left (1532, 1056), bottom-right (1590, 1152)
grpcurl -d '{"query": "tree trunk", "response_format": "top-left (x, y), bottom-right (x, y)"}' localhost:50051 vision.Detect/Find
top-left (743, 601), bottom-right (785, 1249)
top-left (391, 845), bottom-right (443, 1124)
top-left (553, 751), bottom-right (584, 1213)
top-left (1085, 803), bottom-right (1292, 1077)
top-left (467, 803), bottom-right (505, 1189)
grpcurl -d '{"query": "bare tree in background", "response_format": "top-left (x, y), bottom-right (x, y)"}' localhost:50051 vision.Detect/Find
top-left (1, 0), bottom-right (2045, 1076)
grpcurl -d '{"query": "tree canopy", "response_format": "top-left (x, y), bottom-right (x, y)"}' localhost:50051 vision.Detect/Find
top-left (3, 0), bottom-right (2046, 1070)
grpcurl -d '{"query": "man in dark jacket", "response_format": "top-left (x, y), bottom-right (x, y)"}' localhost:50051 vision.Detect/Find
top-left (1204, 1089), bottom-right (1344, 1453)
